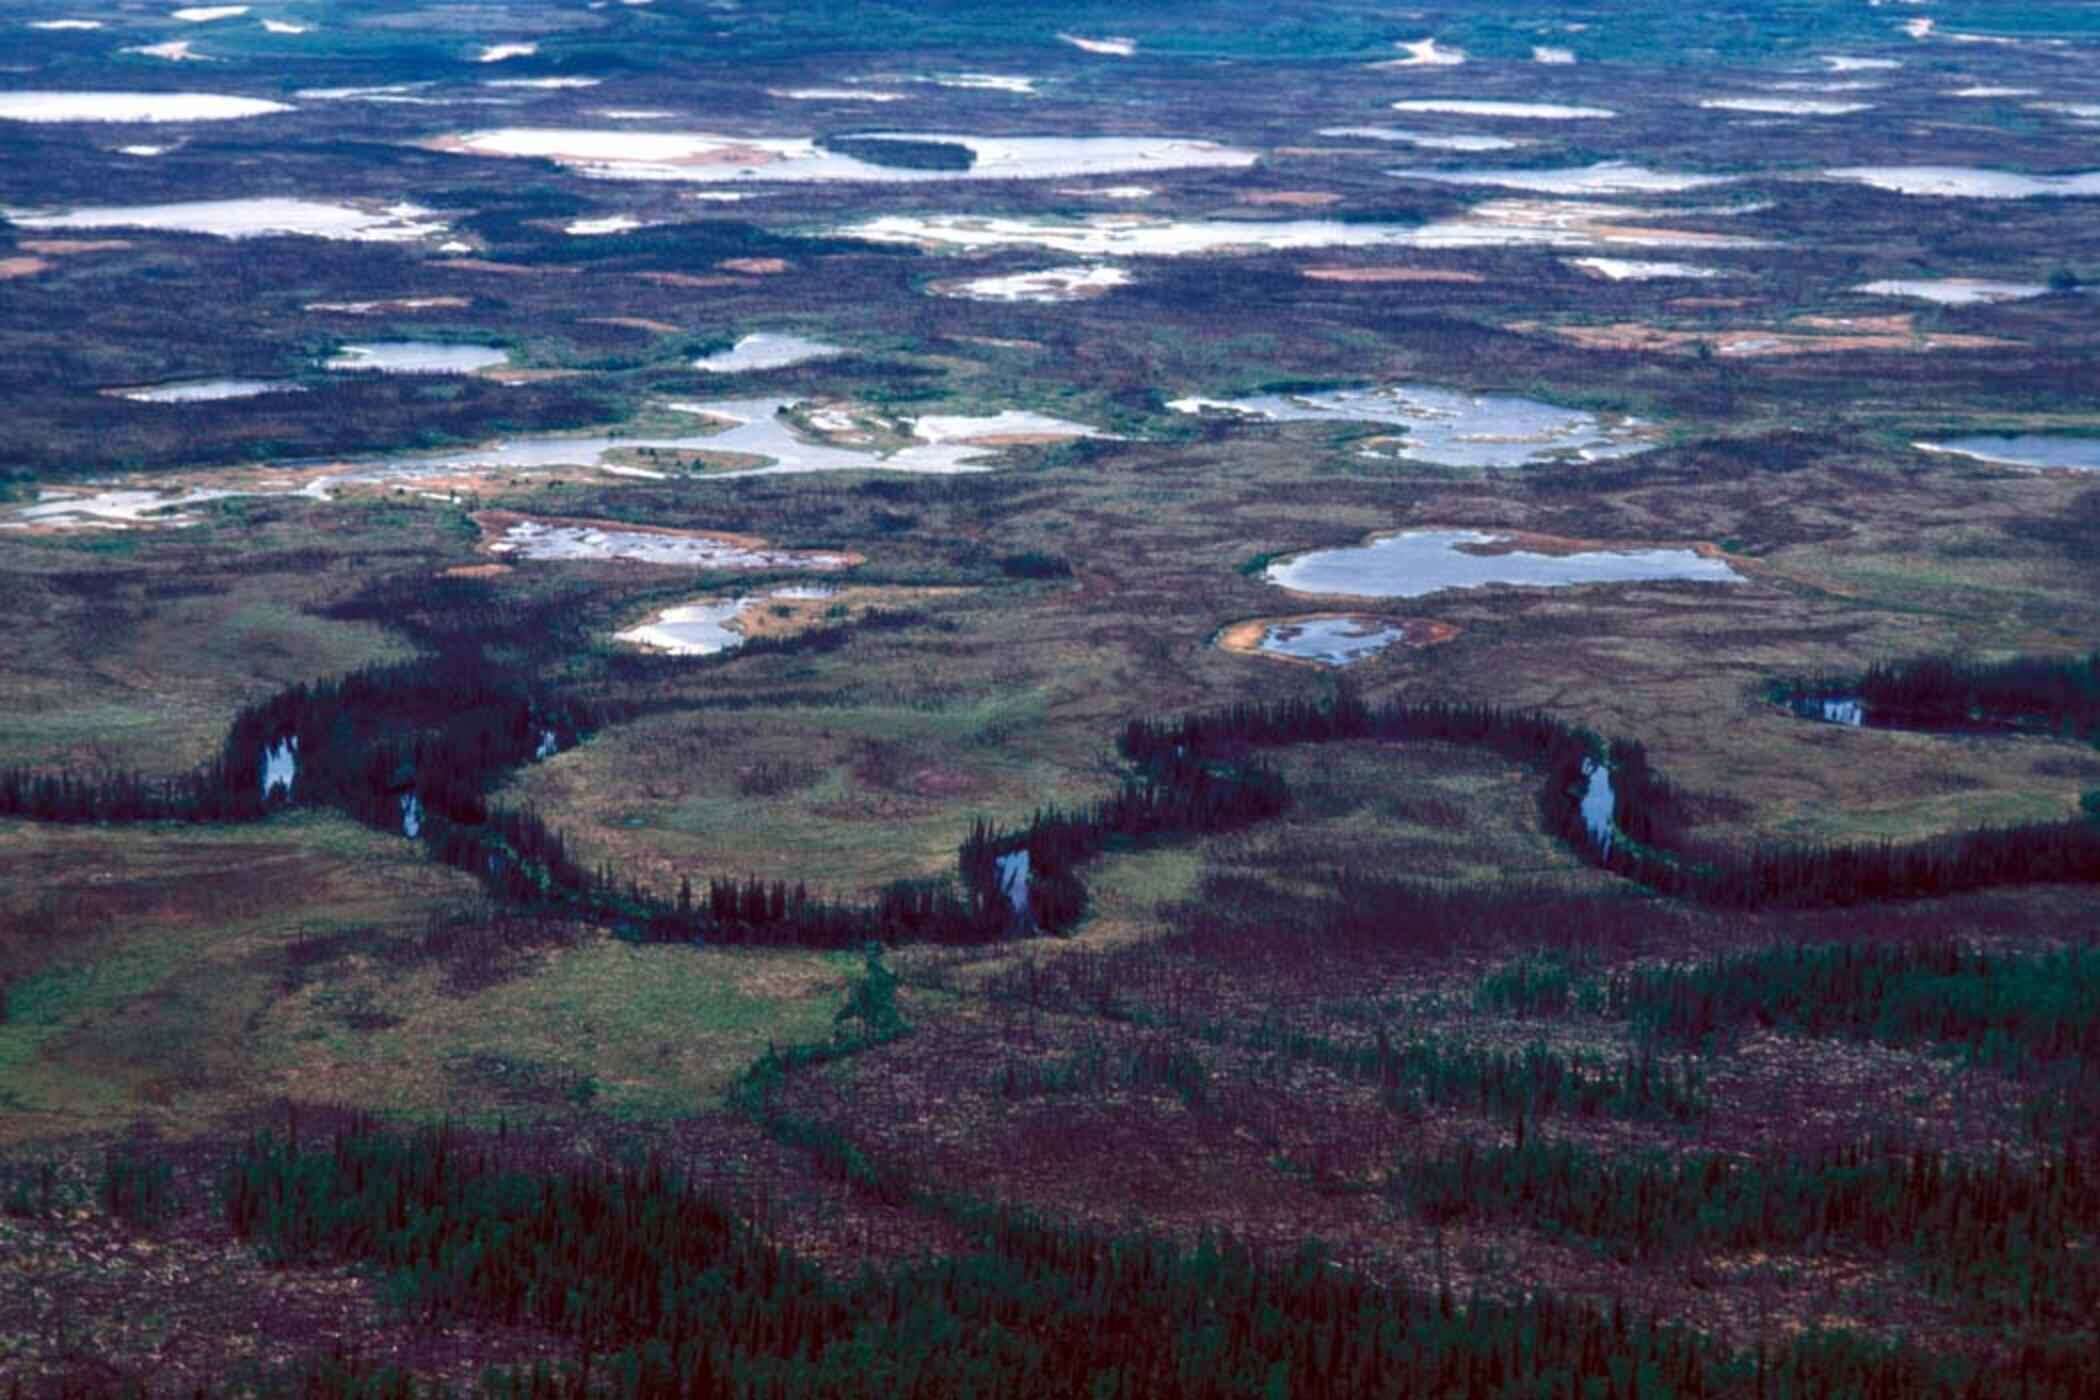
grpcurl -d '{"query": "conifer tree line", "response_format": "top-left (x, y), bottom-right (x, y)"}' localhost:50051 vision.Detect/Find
top-left (1123, 690), bottom-right (2100, 908)
top-left (219, 1118), bottom-right (2100, 1398)
top-left (5, 640), bottom-right (2097, 944)
top-left (1397, 1135), bottom-right (2100, 1327)
top-left (1778, 649), bottom-right (2100, 740)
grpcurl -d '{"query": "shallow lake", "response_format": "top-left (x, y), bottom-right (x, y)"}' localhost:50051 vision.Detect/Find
top-left (0, 91), bottom-right (293, 122)
top-left (1393, 162), bottom-right (1732, 195)
top-left (693, 334), bottom-right (844, 373)
top-left (325, 342), bottom-right (510, 374)
top-left (488, 519), bottom-right (859, 570)
top-left (615, 586), bottom-right (837, 654)
top-left (1252, 616), bottom-right (1414, 666)
top-left (3, 197), bottom-right (447, 242)
top-left (1266, 529), bottom-right (1743, 599)
top-left (1826, 167), bottom-right (2100, 198)
top-left (1168, 385), bottom-right (1651, 469)
top-left (1914, 436), bottom-right (2100, 470)
top-left (1387, 100), bottom-right (1614, 119)
top-left (933, 265), bottom-right (1129, 302)
top-left (1316, 126), bottom-right (1529, 151)
top-left (1854, 278), bottom-right (2048, 305)
top-left (109, 378), bottom-right (304, 402)
top-left (430, 128), bottom-right (1256, 184)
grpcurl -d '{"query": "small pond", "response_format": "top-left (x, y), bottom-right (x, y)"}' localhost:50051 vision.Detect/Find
top-left (261, 737), bottom-right (297, 799)
top-left (1579, 758), bottom-right (1615, 857)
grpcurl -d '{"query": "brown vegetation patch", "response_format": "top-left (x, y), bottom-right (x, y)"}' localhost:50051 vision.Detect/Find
top-left (1450, 528), bottom-right (1736, 563)
top-left (307, 296), bottom-right (470, 315)
top-left (638, 271), bottom-right (756, 290)
top-left (1302, 266), bottom-right (1485, 284)
top-left (441, 562), bottom-right (513, 579)
top-left (1238, 190), bottom-right (1342, 207)
top-left (1510, 316), bottom-right (2018, 357)
top-left (478, 367), bottom-right (581, 384)
top-left (580, 316), bottom-right (680, 334)
top-left (432, 259), bottom-right (576, 276)
top-left (1215, 614), bottom-right (1460, 666)
top-left (0, 257), bottom-right (51, 280)
top-left (734, 586), bottom-right (965, 643)
top-left (16, 238), bottom-right (130, 256)
top-left (718, 257), bottom-right (790, 275)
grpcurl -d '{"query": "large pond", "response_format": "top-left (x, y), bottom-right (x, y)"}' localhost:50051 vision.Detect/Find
top-left (843, 201), bottom-right (1760, 256)
top-left (1387, 100), bottom-right (1615, 119)
top-left (614, 585), bottom-right (837, 654)
top-left (1168, 385), bottom-right (1652, 469)
top-left (0, 91), bottom-right (294, 123)
top-left (427, 128), bottom-right (1257, 184)
top-left (1317, 126), bottom-right (1529, 151)
top-left (693, 333), bottom-right (844, 373)
top-left (1826, 167), bottom-right (2100, 198)
top-left (108, 378), bottom-right (305, 403)
top-left (486, 517), bottom-right (860, 570)
top-left (325, 342), bottom-right (511, 374)
top-left (1914, 436), bottom-right (2100, 470)
top-left (1855, 278), bottom-right (2048, 305)
top-left (2, 197), bottom-right (447, 242)
top-left (1392, 162), bottom-right (1733, 195)
top-left (1266, 529), bottom-right (1743, 599)
top-left (932, 264), bottom-right (1130, 302)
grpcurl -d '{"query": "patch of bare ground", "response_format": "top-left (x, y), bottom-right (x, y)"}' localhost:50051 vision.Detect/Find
top-left (717, 257), bottom-right (790, 275)
top-left (637, 271), bottom-right (756, 290)
top-left (430, 259), bottom-right (576, 276)
top-left (477, 367), bottom-right (580, 384)
top-left (0, 257), bottom-right (52, 280)
top-left (1302, 265), bottom-right (1485, 283)
top-left (16, 239), bottom-right (130, 256)
top-left (1238, 190), bottom-right (1342, 207)
top-left (579, 315), bottom-right (680, 334)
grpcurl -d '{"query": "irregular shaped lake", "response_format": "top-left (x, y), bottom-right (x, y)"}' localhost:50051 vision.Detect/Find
top-left (1168, 385), bottom-right (1652, 469)
top-left (480, 514), bottom-right (861, 570)
top-left (1266, 529), bottom-right (1743, 599)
